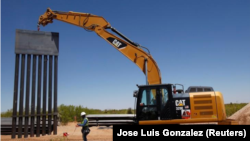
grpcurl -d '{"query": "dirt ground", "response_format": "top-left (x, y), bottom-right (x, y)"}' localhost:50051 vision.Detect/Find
top-left (1, 122), bottom-right (113, 141)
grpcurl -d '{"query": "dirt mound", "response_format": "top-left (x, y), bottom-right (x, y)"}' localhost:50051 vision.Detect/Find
top-left (228, 102), bottom-right (250, 125)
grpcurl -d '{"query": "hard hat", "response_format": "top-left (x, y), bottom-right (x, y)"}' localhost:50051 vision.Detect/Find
top-left (81, 112), bottom-right (86, 116)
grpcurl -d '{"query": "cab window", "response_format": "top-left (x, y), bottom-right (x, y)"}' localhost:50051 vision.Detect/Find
top-left (140, 89), bottom-right (156, 106)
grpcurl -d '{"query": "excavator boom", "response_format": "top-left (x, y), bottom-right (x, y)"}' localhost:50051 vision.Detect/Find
top-left (38, 8), bottom-right (162, 85)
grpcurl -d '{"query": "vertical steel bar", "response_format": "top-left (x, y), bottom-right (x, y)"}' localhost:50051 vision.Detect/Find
top-left (18, 54), bottom-right (26, 138)
top-left (30, 55), bottom-right (37, 137)
top-left (12, 54), bottom-right (20, 139)
top-left (24, 55), bottom-right (31, 138)
top-left (48, 55), bottom-right (52, 134)
top-left (42, 55), bottom-right (48, 136)
top-left (36, 55), bottom-right (42, 137)
top-left (53, 56), bottom-right (58, 135)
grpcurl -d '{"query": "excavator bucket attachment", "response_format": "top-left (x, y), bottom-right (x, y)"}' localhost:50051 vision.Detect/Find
top-left (38, 8), bottom-right (55, 26)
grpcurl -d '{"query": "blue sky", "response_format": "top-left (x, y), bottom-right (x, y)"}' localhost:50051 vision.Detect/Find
top-left (1, 0), bottom-right (250, 112)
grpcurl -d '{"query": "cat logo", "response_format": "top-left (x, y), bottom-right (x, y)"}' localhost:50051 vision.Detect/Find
top-left (107, 37), bottom-right (127, 49)
top-left (112, 39), bottom-right (122, 48)
top-left (175, 100), bottom-right (186, 106)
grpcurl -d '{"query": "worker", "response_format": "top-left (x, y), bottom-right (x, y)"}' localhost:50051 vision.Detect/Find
top-left (76, 112), bottom-right (90, 141)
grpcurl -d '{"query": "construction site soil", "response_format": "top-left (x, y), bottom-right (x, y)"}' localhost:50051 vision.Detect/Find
top-left (1, 122), bottom-right (113, 141)
top-left (1, 103), bottom-right (249, 141)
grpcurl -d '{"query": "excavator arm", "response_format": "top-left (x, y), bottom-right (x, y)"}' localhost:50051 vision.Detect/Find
top-left (38, 8), bottom-right (161, 85)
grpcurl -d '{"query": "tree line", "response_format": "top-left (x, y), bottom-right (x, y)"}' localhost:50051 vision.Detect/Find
top-left (1, 104), bottom-right (135, 125)
top-left (1, 103), bottom-right (247, 124)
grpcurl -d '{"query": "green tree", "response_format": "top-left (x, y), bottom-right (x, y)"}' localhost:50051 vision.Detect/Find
top-left (127, 108), bottom-right (133, 114)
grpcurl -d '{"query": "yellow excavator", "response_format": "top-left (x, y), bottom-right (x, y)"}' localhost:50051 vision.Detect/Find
top-left (38, 8), bottom-right (238, 125)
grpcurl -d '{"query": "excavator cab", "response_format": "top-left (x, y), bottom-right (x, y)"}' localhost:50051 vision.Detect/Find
top-left (133, 83), bottom-right (192, 125)
top-left (134, 84), bottom-right (174, 122)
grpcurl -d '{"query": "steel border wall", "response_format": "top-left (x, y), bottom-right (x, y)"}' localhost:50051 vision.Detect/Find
top-left (11, 29), bottom-right (59, 138)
